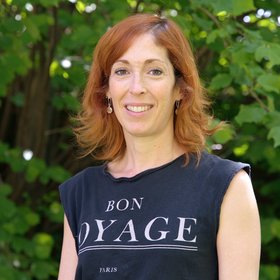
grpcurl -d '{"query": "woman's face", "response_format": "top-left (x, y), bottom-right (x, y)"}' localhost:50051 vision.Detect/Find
top-left (108, 33), bottom-right (180, 139)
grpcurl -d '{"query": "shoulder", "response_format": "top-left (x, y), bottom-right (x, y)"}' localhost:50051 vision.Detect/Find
top-left (200, 152), bottom-right (250, 173)
top-left (58, 165), bottom-right (105, 225)
top-left (194, 152), bottom-right (252, 216)
top-left (196, 151), bottom-right (251, 184)
top-left (59, 165), bottom-right (104, 194)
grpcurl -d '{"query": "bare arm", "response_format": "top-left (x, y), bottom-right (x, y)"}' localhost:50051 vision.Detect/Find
top-left (217, 170), bottom-right (261, 280)
top-left (58, 215), bottom-right (78, 280)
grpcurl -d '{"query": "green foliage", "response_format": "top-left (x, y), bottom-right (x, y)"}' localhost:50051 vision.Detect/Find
top-left (0, 0), bottom-right (279, 278)
top-left (0, 184), bottom-right (58, 280)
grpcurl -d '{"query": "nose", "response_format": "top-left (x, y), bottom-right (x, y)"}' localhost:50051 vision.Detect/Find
top-left (129, 74), bottom-right (146, 95)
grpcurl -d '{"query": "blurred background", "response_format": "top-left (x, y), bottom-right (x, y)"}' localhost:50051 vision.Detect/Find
top-left (0, 0), bottom-right (279, 279)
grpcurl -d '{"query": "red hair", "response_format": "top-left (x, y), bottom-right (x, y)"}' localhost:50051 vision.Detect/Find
top-left (75, 13), bottom-right (217, 162)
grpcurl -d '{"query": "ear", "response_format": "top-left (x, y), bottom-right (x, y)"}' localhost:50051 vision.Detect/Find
top-left (174, 77), bottom-right (185, 100)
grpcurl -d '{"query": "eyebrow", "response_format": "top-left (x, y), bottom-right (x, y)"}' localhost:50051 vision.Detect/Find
top-left (113, 58), bottom-right (166, 65)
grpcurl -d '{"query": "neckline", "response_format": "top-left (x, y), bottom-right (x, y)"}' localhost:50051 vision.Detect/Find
top-left (103, 153), bottom-right (185, 182)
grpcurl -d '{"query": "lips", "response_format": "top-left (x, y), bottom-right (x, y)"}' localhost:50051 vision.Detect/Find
top-left (126, 105), bottom-right (153, 113)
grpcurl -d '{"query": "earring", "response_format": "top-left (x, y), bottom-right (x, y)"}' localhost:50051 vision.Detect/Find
top-left (175, 100), bottom-right (180, 115)
top-left (106, 98), bottom-right (113, 114)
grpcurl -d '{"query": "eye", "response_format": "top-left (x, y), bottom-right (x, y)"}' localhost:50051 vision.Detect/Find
top-left (149, 69), bottom-right (163, 76)
top-left (115, 68), bottom-right (129, 76)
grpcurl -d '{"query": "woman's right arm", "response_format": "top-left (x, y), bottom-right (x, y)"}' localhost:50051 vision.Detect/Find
top-left (58, 215), bottom-right (78, 280)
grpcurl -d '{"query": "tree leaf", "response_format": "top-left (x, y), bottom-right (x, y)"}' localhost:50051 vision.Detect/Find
top-left (233, 143), bottom-right (249, 157)
top-left (38, 0), bottom-right (61, 8)
top-left (25, 211), bottom-right (40, 227)
top-left (25, 158), bottom-right (46, 183)
top-left (211, 0), bottom-right (255, 15)
top-left (235, 105), bottom-right (267, 125)
top-left (261, 218), bottom-right (274, 244)
top-left (231, 48), bottom-right (252, 65)
top-left (210, 73), bottom-right (232, 90)
top-left (48, 201), bottom-right (64, 223)
top-left (43, 165), bottom-right (71, 183)
top-left (31, 260), bottom-right (57, 279)
top-left (22, 18), bottom-right (41, 41)
top-left (206, 29), bottom-right (228, 44)
top-left (260, 265), bottom-right (280, 280)
top-left (264, 112), bottom-right (280, 129)
top-left (255, 43), bottom-right (280, 66)
top-left (0, 267), bottom-right (15, 280)
top-left (232, 0), bottom-right (255, 16)
top-left (257, 74), bottom-right (280, 94)
top-left (11, 236), bottom-right (34, 255)
top-left (268, 127), bottom-right (280, 148)
top-left (212, 125), bottom-right (234, 144)
top-left (271, 220), bottom-right (280, 239)
top-left (0, 196), bottom-right (16, 221)
top-left (0, 184), bottom-right (12, 197)
top-left (33, 233), bottom-right (54, 260)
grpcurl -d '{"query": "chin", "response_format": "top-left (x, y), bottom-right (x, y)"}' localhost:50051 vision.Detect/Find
top-left (126, 130), bottom-right (151, 138)
top-left (123, 127), bottom-right (154, 138)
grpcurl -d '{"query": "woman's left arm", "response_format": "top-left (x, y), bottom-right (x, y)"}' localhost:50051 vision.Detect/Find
top-left (217, 169), bottom-right (261, 280)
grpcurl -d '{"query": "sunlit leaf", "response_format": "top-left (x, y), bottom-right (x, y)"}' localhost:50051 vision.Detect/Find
top-left (212, 125), bottom-right (234, 144)
top-left (210, 73), bottom-right (232, 90)
top-left (33, 233), bottom-right (54, 260)
top-left (257, 74), bottom-right (280, 94)
top-left (76, 1), bottom-right (85, 13)
top-left (48, 201), bottom-right (64, 223)
top-left (232, 0), bottom-right (255, 16)
top-left (211, 0), bottom-right (255, 15)
top-left (25, 211), bottom-right (40, 226)
top-left (233, 143), bottom-right (248, 156)
top-left (235, 105), bottom-right (267, 125)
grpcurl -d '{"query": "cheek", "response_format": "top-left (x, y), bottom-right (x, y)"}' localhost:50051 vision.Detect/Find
top-left (108, 79), bottom-right (114, 94)
top-left (108, 79), bottom-right (128, 96)
top-left (108, 83), bottom-right (120, 101)
top-left (158, 83), bottom-right (178, 101)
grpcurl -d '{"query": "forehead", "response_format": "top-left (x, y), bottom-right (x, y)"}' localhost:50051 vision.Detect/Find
top-left (116, 33), bottom-right (170, 64)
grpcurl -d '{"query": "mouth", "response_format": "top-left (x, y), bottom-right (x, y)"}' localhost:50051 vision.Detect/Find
top-left (125, 105), bottom-right (153, 113)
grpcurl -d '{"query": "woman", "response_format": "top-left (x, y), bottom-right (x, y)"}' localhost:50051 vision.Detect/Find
top-left (58, 14), bottom-right (260, 279)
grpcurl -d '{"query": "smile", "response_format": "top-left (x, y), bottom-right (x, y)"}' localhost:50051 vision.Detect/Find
top-left (126, 105), bottom-right (152, 113)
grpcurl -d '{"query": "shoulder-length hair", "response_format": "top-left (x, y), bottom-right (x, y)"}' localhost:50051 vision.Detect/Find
top-left (75, 13), bottom-right (217, 162)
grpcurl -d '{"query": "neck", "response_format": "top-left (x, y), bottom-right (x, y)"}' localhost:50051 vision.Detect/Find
top-left (108, 130), bottom-right (185, 178)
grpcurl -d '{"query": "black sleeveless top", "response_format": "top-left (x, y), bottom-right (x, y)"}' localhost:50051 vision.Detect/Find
top-left (59, 152), bottom-right (250, 280)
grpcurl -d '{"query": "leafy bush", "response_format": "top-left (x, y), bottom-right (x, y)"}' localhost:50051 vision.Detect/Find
top-left (0, 0), bottom-right (279, 278)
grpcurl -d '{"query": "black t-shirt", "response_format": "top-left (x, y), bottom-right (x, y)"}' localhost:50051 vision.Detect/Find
top-left (59, 152), bottom-right (250, 280)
